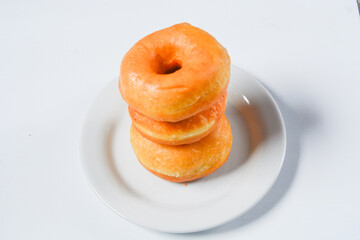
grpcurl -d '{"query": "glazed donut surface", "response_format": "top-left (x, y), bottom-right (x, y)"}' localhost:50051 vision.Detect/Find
top-left (130, 115), bottom-right (233, 182)
top-left (119, 22), bottom-right (230, 122)
top-left (129, 92), bottom-right (227, 145)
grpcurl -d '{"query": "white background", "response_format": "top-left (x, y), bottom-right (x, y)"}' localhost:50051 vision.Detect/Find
top-left (1, 0), bottom-right (360, 239)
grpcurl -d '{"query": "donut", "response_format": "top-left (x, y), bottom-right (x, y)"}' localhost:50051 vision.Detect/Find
top-left (119, 22), bottom-right (230, 122)
top-left (129, 92), bottom-right (227, 145)
top-left (130, 115), bottom-right (232, 182)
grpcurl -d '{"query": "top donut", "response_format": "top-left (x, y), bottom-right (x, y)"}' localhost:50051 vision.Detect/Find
top-left (119, 23), bottom-right (230, 122)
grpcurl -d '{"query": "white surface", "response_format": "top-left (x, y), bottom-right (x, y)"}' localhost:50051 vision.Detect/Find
top-left (81, 66), bottom-right (286, 233)
top-left (1, 0), bottom-right (360, 239)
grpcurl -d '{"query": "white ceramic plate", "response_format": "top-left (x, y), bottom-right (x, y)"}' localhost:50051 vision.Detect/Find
top-left (81, 65), bottom-right (286, 233)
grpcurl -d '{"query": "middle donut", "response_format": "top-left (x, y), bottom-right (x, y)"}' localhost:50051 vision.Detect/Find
top-left (129, 92), bottom-right (227, 145)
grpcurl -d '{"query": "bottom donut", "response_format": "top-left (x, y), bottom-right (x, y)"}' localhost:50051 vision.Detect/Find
top-left (130, 115), bottom-right (232, 182)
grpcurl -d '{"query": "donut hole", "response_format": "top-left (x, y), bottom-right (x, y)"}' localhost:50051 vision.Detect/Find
top-left (162, 60), bottom-right (182, 74)
top-left (154, 56), bottom-right (182, 74)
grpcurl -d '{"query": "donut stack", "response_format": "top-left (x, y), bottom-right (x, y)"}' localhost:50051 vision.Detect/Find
top-left (119, 23), bottom-right (232, 182)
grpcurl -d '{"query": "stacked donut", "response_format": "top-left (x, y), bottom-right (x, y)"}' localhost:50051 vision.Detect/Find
top-left (119, 23), bottom-right (232, 182)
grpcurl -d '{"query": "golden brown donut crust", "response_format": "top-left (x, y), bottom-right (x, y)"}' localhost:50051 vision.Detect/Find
top-left (130, 115), bottom-right (232, 182)
top-left (120, 23), bottom-right (230, 122)
top-left (129, 92), bottom-right (227, 145)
